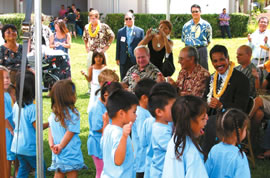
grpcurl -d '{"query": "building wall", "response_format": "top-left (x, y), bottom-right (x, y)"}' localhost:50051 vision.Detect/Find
top-left (0, 0), bottom-right (239, 17)
top-left (117, 0), bottom-right (137, 13)
top-left (49, 0), bottom-right (88, 17)
top-left (148, 0), bottom-right (230, 14)
top-left (42, 0), bottom-right (52, 15)
top-left (90, 0), bottom-right (137, 15)
top-left (0, 0), bottom-right (15, 14)
top-left (88, 0), bottom-right (234, 15)
top-left (91, 0), bottom-right (112, 15)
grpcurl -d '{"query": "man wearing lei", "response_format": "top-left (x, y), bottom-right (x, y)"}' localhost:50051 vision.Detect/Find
top-left (82, 9), bottom-right (114, 91)
top-left (83, 9), bottom-right (114, 67)
top-left (202, 45), bottom-right (250, 154)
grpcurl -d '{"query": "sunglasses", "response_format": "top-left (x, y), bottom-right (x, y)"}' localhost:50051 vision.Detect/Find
top-left (125, 18), bottom-right (132, 21)
top-left (192, 11), bottom-right (199, 13)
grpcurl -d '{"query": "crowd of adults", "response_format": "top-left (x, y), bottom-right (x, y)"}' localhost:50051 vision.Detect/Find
top-left (1, 2), bottom-right (270, 165)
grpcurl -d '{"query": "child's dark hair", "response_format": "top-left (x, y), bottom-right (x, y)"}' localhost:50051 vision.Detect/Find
top-left (99, 81), bottom-right (123, 102)
top-left (106, 89), bottom-right (139, 118)
top-left (134, 78), bottom-right (156, 100)
top-left (148, 82), bottom-right (177, 117)
top-left (15, 70), bottom-right (35, 107)
top-left (172, 95), bottom-right (208, 161)
top-left (92, 50), bottom-right (106, 65)
top-left (49, 79), bottom-right (78, 128)
top-left (210, 44), bottom-right (229, 61)
top-left (216, 108), bottom-right (248, 157)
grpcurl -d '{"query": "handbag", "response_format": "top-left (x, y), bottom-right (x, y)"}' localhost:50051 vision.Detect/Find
top-left (162, 53), bottom-right (175, 77)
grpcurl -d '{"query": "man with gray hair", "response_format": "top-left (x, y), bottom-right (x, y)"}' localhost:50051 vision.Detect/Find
top-left (248, 16), bottom-right (270, 81)
top-left (122, 45), bottom-right (160, 91)
top-left (161, 46), bottom-right (209, 97)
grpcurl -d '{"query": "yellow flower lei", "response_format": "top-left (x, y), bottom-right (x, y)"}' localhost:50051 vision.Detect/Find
top-left (213, 61), bottom-right (235, 98)
top-left (88, 22), bottom-right (100, 37)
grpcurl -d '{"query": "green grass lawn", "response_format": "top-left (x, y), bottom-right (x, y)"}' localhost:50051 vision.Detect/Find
top-left (39, 37), bottom-right (270, 177)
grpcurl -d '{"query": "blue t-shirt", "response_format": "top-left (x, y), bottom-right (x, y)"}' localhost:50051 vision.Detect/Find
top-left (101, 124), bottom-right (135, 178)
top-left (4, 92), bottom-right (15, 160)
top-left (205, 142), bottom-right (251, 178)
top-left (140, 116), bottom-right (155, 178)
top-left (132, 106), bottom-right (152, 173)
top-left (48, 108), bottom-right (85, 170)
top-left (87, 99), bottom-right (106, 159)
top-left (150, 122), bottom-right (172, 178)
top-left (162, 136), bottom-right (208, 178)
top-left (11, 102), bottom-right (36, 156)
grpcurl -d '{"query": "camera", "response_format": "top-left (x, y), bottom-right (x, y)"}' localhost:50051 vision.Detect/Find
top-left (151, 28), bottom-right (159, 34)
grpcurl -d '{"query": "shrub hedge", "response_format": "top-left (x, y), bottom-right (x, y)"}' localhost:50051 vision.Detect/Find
top-left (80, 12), bottom-right (89, 29)
top-left (0, 13), bottom-right (249, 39)
top-left (0, 13), bottom-right (25, 38)
top-left (104, 13), bottom-right (249, 38)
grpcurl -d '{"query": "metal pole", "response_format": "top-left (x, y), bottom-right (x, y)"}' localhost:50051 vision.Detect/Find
top-left (112, 0), bottom-right (114, 13)
top-left (166, 0), bottom-right (171, 20)
top-left (116, 0), bottom-right (119, 13)
top-left (19, 0), bottom-right (23, 13)
top-left (34, 0), bottom-right (44, 177)
top-left (145, 0), bottom-right (147, 13)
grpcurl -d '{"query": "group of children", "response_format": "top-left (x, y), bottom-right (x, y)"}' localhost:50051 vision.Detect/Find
top-left (86, 73), bottom-right (251, 178)
top-left (2, 67), bottom-right (48, 177)
top-left (2, 49), bottom-right (251, 178)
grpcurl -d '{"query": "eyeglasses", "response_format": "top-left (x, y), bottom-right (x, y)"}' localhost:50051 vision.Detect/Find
top-left (125, 18), bottom-right (132, 21)
top-left (5, 30), bottom-right (17, 34)
top-left (192, 11), bottom-right (199, 14)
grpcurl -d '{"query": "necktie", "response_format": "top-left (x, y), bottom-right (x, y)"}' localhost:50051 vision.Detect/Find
top-left (217, 77), bottom-right (223, 91)
top-left (127, 27), bottom-right (132, 45)
top-left (127, 28), bottom-right (133, 56)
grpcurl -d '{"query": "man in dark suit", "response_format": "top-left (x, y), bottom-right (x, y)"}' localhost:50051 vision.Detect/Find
top-left (202, 45), bottom-right (250, 154)
top-left (116, 11), bottom-right (144, 80)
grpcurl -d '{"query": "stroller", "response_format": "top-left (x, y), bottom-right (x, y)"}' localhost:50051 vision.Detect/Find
top-left (42, 53), bottom-right (70, 91)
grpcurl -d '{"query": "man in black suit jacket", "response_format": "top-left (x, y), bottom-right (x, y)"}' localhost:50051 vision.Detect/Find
top-left (202, 45), bottom-right (250, 154)
top-left (116, 12), bottom-right (144, 80)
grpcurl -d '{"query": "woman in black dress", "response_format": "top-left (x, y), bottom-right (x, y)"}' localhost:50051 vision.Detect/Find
top-left (138, 20), bottom-right (173, 75)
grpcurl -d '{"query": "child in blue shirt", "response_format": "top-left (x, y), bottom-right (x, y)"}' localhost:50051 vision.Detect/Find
top-left (1, 66), bottom-right (15, 177)
top-left (205, 108), bottom-right (251, 178)
top-left (141, 116), bottom-right (155, 178)
top-left (87, 82), bottom-right (122, 178)
top-left (133, 78), bottom-right (156, 178)
top-left (100, 89), bottom-right (139, 178)
top-left (48, 79), bottom-right (87, 177)
top-left (148, 82), bottom-right (177, 178)
top-left (11, 71), bottom-right (49, 178)
top-left (162, 95), bottom-right (209, 178)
